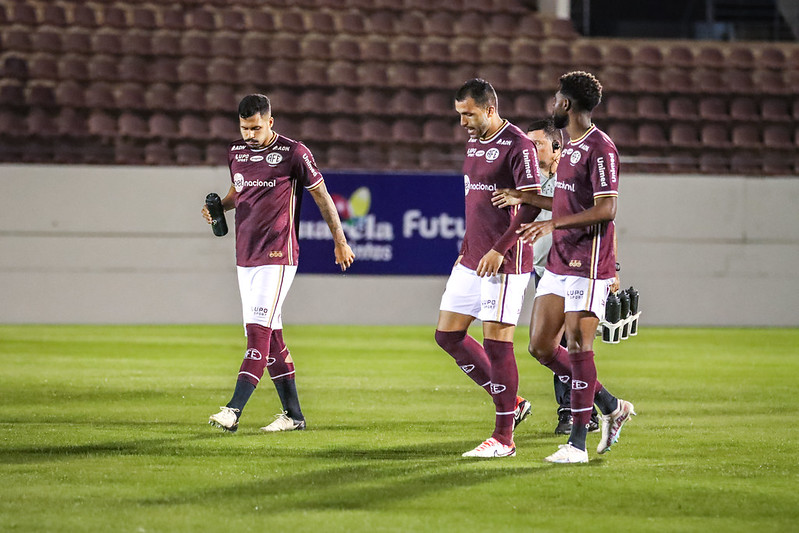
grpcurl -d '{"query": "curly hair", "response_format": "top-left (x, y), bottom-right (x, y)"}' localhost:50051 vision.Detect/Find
top-left (558, 71), bottom-right (603, 112)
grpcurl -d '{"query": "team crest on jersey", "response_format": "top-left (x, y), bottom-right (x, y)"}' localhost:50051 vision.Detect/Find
top-left (569, 259), bottom-right (582, 268)
top-left (233, 173), bottom-right (245, 192)
top-left (244, 348), bottom-right (262, 361)
top-left (485, 148), bottom-right (500, 161)
top-left (570, 151), bottom-right (582, 165)
top-left (266, 153), bottom-right (283, 165)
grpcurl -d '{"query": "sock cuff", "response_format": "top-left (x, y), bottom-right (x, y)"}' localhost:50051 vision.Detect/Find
top-left (435, 329), bottom-right (467, 342)
top-left (570, 350), bottom-right (595, 362)
top-left (483, 338), bottom-right (514, 349)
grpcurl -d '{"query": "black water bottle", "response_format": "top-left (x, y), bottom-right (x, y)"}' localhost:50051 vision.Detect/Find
top-left (619, 289), bottom-right (631, 339)
top-left (603, 292), bottom-right (621, 343)
top-left (205, 193), bottom-right (228, 237)
top-left (627, 286), bottom-right (640, 335)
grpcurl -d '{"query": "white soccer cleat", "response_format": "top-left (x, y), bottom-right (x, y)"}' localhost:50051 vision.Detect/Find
top-left (260, 412), bottom-right (306, 432)
top-left (544, 443), bottom-right (589, 464)
top-left (462, 437), bottom-right (516, 458)
top-left (597, 399), bottom-right (636, 454)
top-left (209, 406), bottom-right (240, 433)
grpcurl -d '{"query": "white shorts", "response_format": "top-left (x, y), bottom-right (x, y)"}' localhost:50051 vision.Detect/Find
top-left (237, 265), bottom-right (297, 330)
top-left (535, 269), bottom-right (613, 318)
top-left (439, 263), bottom-right (531, 326)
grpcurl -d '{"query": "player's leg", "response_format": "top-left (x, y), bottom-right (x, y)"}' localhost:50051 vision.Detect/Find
top-left (436, 264), bottom-right (491, 394)
top-left (561, 310), bottom-right (600, 454)
top-left (462, 272), bottom-right (529, 458)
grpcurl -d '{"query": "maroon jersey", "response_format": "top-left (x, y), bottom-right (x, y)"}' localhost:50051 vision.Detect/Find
top-left (460, 120), bottom-right (541, 274)
top-left (548, 124), bottom-right (619, 279)
top-left (228, 134), bottom-right (324, 267)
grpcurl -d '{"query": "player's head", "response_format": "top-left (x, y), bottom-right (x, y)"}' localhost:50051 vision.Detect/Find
top-left (552, 71), bottom-right (603, 129)
top-left (454, 78), bottom-right (499, 139)
top-left (238, 94), bottom-right (274, 149)
top-left (527, 118), bottom-right (563, 174)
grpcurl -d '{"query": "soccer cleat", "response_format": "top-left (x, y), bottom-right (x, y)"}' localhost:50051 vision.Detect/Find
top-left (589, 412), bottom-right (600, 433)
top-left (555, 407), bottom-right (572, 435)
top-left (209, 406), bottom-right (240, 433)
top-left (597, 399), bottom-right (636, 454)
top-left (260, 411), bottom-right (306, 432)
top-left (545, 443), bottom-right (589, 464)
top-left (514, 397), bottom-right (532, 429)
top-left (462, 437), bottom-right (516, 458)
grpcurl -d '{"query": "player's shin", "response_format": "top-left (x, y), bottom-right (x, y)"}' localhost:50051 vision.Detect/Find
top-left (228, 323), bottom-right (273, 412)
top-left (568, 350), bottom-right (598, 451)
top-left (435, 330), bottom-right (493, 394)
top-left (483, 339), bottom-right (518, 446)
top-left (268, 329), bottom-right (303, 421)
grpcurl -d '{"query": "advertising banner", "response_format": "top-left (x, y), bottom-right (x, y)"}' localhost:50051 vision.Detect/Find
top-left (298, 172), bottom-right (466, 275)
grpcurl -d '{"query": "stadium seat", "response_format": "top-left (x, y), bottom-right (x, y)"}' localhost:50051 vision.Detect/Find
top-left (332, 36), bottom-right (362, 62)
top-left (606, 45), bottom-right (634, 67)
top-left (391, 118), bottom-right (422, 142)
top-left (302, 35), bottom-right (332, 61)
top-left (727, 47), bottom-right (755, 69)
top-left (390, 91), bottom-right (422, 117)
top-left (422, 91), bottom-right (453, 117)
top-left (181, 31), bottom-right (211, 58)
top-left (546, 18), bottom-right (578, 40)
top-left (209, 115), bottom-right (237, 141)
top-left (302, 117), bottom-right (334, 142)
top-left (175, 142), bottom-right (204, 165)
top-left (607, 123), bottom-right (637, 148)
top-left (101, 6), bottom-right (128, 29)
top-left (145, 84), bottom-right (176, 112)
top-left (421, 39), bottom-right (452, 64)
top-left (700, 124), bottom-right (730, 148)
top-left (425, 12), bottom-right (456, 37)
top-left (724, 69), bottom-right (756, 95)
top-left (9, 3), bottom-right (36, 25)
top-left (664, 46), bottom-right (694, 68)
top-left (730, 152), bottom-right (760, 175)
top-left (324, 88), bottom-right (358, 115)
top-left (514, 93), bottom-right (545, 117)
top-left (387, 144), bottom-right (419, 170)
top-left (210, 32), bottom-right (241, 59)
top-left (357, 144), bottom-right (389, 170)
top-left (541, 42), bottom-right (572, 66)
top-left (26, 108), bottom-right (52, 137)
top-left (84, 83), bottom-right (116, 109)
top-left (637, 124), bottom-right (668, 148)
top-left (356, 89), bottom-right (390, 115)
top-left (755, 69), bottom-right (789, 95)
top-left (481, 39), bottom-right (512, 65)
top-left (2, 25), bottom-right (32, 52)
top-left (62, 28), bottom-right (92, 54)
top-left (2, 56), bottom-right (28, 80)
top-left (698, 97), bottom-right (728, 122)
top-left (669, 123), bottom-right (700, 148)
top-left (387, 63), bottom-right (419, 89)
top-left (454, 12), bottom-right (485, 38)
top-left (328, 61), bottom-right (360, 88)
top-left (572, 43), bottom-right (603, 68)
top-left (604, 95), bottom-right (636, 118)
top-left (89, 56), bottom-right (119, 82)
top-left (91, 30), bottom-right (122, 56)
top-left (338, 10), bottom-right (366, 35)
top-left (692, 69), bottom-right (725, 94)
top-left (206, 85), bottom-right (237, 113)
top-left (219, 9), bottom-right (247, 32)
top-left (392, 37), bottom-right (421, 63)
top-left (131, 7), bottom-right (157, 30)
top-left (179, 115), bottom-right (209, 141)
top-left (636, 95), bottom-right (667, 120)
top-left (396, 11), bottom-right (426, 37)
top-left (760, 98), bottom-right (789, 122)
top-left (119, 56), bottom-right (150, 83)
top-left (762, 125), bottom-right (793, 150)
top-left (148, 114), bottom-right (178, 139)
top-left (246, 10), bottom-right (275, 32)
top-left (115, 83), bottom-right (147, 110)
top-left (115, 139), bottom-right (145, 164)
top-left (729, 97), bottom-right (758, 121)
top-left (695, 47), bottom-right (725, 69)
top-left (761, 152), bottom-right (794, 175)
top-left (207, 58), bottom-right (238, 85)
top-left (72, 4), bottom-right (98, 28)
top-left (477, 64), bottom-right (510, 91)
top-left (56, 108), bottom-right (88, 138)
top-left (145, 141), bottom-right (173, 165)
top-left (268, 59), bottom-right (300, 86)
top-left (509, 39), bottom-right (542, 66)
top-left (175, 84), bottom-right (207, 111)
top-left (599, 69), bottom-right (632, 93)
top-left (297, 60), bottom-right (329, 87)
top-left (633, 45), bottom-right (664, 68)
top-left (451, 38), bottom-right (481, 63)
top-left (187, 8), bottom-right (216, 31)
top-left (698, 152), bottom-right (729, 174)
top-left (361, 118), bottom-right (390, 142)
top-left (119, 112), bottom-right (149, 138)
top-left (29, 54), bottom-right (58, 81)
top-left (361, 37), bottom-right (391, 62)
top-left (88, 110), bottom-right (117, 138)
top-left (366, 10), bottom-right (396, 35)
top-left (758, 47), bottom-right (786, 70)
top-left (205, 143), bottom-right (230, 166)
top-left (731, 124), bottom-right (761, 149)
top-left (359, 63), bottom-right (390, 88)
top-left (32, 30), bottom-right (63, 54)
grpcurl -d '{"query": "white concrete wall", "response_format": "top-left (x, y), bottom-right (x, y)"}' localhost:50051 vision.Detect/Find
top-left (1, 164), bottom-right (798, 326)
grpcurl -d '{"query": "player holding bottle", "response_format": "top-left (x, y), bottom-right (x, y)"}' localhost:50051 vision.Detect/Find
top-left (205, 94), bottom-right (354, 434)
top-left (435, 79), bottom-right (550, 458)
top-left (518, 72), bottom-right (635, 463)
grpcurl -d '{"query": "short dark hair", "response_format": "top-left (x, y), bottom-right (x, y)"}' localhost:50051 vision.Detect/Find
top-left (454, 78), bottom-right (498, 110)
top-left (238, 94), bottom-right (271, 118)
top-left (527, 118), bottom-right (563, 148)
top-left (558, 71), bottom-right (602, 112)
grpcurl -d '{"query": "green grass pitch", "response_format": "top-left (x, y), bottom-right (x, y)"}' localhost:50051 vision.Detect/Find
top-left (1, 325), bottom-right (798, 532)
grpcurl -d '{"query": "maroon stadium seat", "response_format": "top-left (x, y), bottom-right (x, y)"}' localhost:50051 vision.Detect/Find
top-left (210, 32), bottom-right (241, 59)
top-left (731, 124), bottom-right (761, 149)
top-left (308, 11), bottom-right (335, 34)
top-left (699, 152), bottom-right (729, 174)
top-left (26, 109), bottom-right (52, 138)
top-left (366, 11), bottom-right (396, 35)
top-left (423, 119), bottom-right (457, 144)
top-left (422, 91), bottom-right (453, 117)
top-left (605, 45), bottom-right (634, 67)
top-left (396, 11), bottom-right (426, 37)
top-left (179, 115), bottom-right (209, 141)
top-left (357, 89), bottom-right (391, 115)
top-left (422, 39), bottom-right (452, 64)
top-left (604, 95), bottom-right (636, 118)
top-left (419, 65), bottom-right (453, 89)
top-left (332, 36), bottom-right (362, 62)
top-left (361, 118), bottom-right (390, 142)
top-left (633, 45), bottom-right (664, 68)
top-left (361, 37), bottom-right (391, 62)
top-left (119, 56), bottom-right (150, 83)
top-left (761, 98), bottom-right (790, 122)
top-left (298, 60), bottom-right (330, 87)
top-left (669, 123), bottom-right (700, 148)
top-left (205, 143), bottom-right (230, 166)
top-left (724, 69), bottom-right (756, 95)
top-left (324, 88), bottom-right (358, 115)
top-left (390, 91), bottom-right (422, 117)
top-left (513, 93), bottom-right (545, 117)
top-left (56, 108), bottom-right (88, 138)
top-left (700, 124), bottom-right (730, 149)
top-left (118, 112), bottom-right (148, 138)
top-left (72, 4), bottom-right (98, 27)
top-left (91, 30), bottom-right (122, 56)
top-left (88, 110), bottom-right (117, 138)
top-left (664, 46), bottom-right (694, 68)
top-left (89, 56), bottom-right (119, 83)
top-left (209, 115), bottom-right (237, 141)
top-left (692, 69), bottom-right (725, 94)
top-left (220, 10), bottom-right (247, 32)
top-left (542, 42), bottom-right (572, 66)
top-left (29, 54), bottom-right (58, 81)
top-left (2, 26), bottom-right (32, 53)
top-left (175, 142), bottom-right (204, 165)
top-left (758, 47), bottom-right (786, 70)
top-left (338, 10), bottom-right (366, 35)
top-left (10, 3), bottom-right (36, 25)
top-left (161, 7), bottom-right (186, 30)
top-left (59, 56), bottom-right (90, 82)
top-left (186, 8), bottom-right (216, 31)
top-left (727, 47), bottom-right (755, 69)
top-left (145, 84), bottom-right (176, 112)
top-left (208, 59), bottom-right (239, 85)
top-left (546, 18), bottom-right (577, 40)
top-left (636, 96), bottom-right (667, 120)
top-left (2, 56), bottom-right (28, 80)
top-left (175, 84), bottom-right (207, 111)
top-left (102, 6), bottom-right (128, 29)
top-left (84, 83), bottom-right (116, 109)
top-left (131, 7), bottom-right (156, 30)
top-left (148, 113), bottom-right (178, 139)
top-left (55, 81), bottom-right (84, 108)
top-left (729, 97), bottom-right (758, 121)
top-left (762, 125), bottom-right (793, 149)
top-left (44, 4), bottom-right (69, 26)
top-left (572, 43), bottom-right (603, 68)
top-left (391, 118), bottom-right (422, 142)
top-left (695, 47), bottom-right (725, 69)
top-left (754, 69), bottom-right (789, 95)
top-left (424, 12), bottom-right (456, 37)
top-left (637, 124), bottom-right (668, 148)
top-left (761, 152), bottom-right (794, 175)
top-left (206, 85), bottom-right (237, 113)
top-left (455, 12), bottom-right (485, 37)
top-left (62, 28), bottom-right (92, 53)
top-left (115, 139), bottom-right (145, 164)
top-left (392, 37), bottom-right (420, 63)
top-left (116, 83), bottom-right (147, 110)
top-left (32, 30), bottom-right (63, 54)
top-left (730, 152), bottom-right (760, 175)
top-left (151, 30), bottom-right (181, 57)
top-left (607, 123), bottom-right (637, 148)
top-left (302, 35), bottom-right (332, 61)
top-left (358, 63), bottom-right (390, 88)
top-left (328, 61), bottom-right (360, 88)
top-left (145, 142), bottom-right (172, 165)
top-left (698, 97), bottom-right (727, 122)
top-left (387, 63), bottom-right (418, 89)
top-left (181, 31), bottom-right (211, 58)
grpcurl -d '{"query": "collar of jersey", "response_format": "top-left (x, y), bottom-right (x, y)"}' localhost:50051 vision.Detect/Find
top-left (479, 120), bottom-right (509, 144)
top-left (568, 124), bottom-right (596, 145)
top-left (250, 133), bottom-right (279, 152)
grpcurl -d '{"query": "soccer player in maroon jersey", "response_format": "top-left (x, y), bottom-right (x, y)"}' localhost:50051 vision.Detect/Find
top-left (205, 94), bottom-right (354, 433)
top-left (435, 79), bottom-right (551, 458)
top-left (517, 72), bottom-right (635, 463)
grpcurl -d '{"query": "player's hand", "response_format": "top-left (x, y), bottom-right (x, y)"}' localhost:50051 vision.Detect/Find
top-left (491, 188), bottom-right (522, 208)
top-left (201, 205), bottom-right (213, 224)
top-left (518, 220), bottom-right (554, 244)
top-left (476, 249), bottom-right (504, 277)
top-left (334, 242), bottom-right (355, 271)
top-left (610, 273), bottom-right (620, 294)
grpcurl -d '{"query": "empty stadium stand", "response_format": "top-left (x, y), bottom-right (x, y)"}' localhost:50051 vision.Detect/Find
top-left (0, 0), bottom-right (797, 174)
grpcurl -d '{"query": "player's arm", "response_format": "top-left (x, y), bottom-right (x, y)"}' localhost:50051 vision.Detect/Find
top-left (308, 181), bottom-right (355, 271)
top-left (517, 196), bottom-right (617, 244)
top-left (476, 203), bottom-right (542, 277)
top-left (202, 184), bottom-right (237, 224)
top-left (492, 189), bottom-right (553, 211)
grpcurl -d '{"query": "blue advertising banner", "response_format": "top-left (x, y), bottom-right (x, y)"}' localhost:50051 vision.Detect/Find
top-left (298, 172), bottom-right (465, 275)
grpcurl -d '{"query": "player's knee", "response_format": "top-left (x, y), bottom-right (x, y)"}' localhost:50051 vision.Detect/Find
top-left (435, 329), bottom-right (466, 351)
top-left (528, 339), bottom-right (553, 363)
